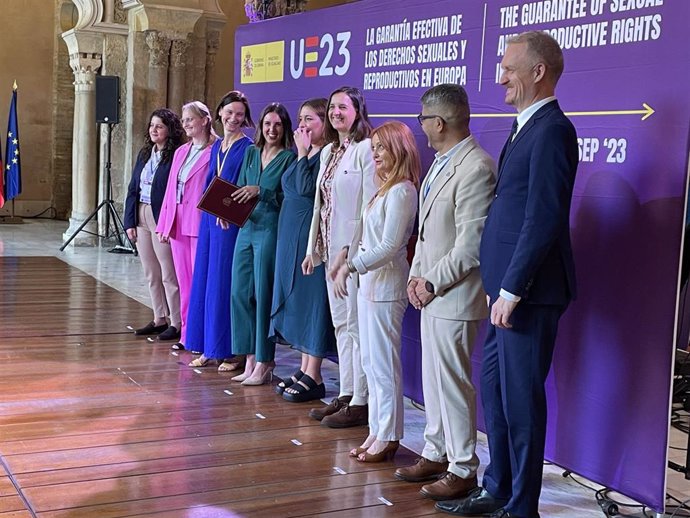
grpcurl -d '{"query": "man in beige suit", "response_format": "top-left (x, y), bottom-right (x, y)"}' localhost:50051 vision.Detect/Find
top-left (395, 84), bottom-right (496, 501)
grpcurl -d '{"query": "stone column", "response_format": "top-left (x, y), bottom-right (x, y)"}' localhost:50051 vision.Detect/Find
top-left (63, 52), bottom-right (102, 245)
top-left (168, 37), bottom-right (190, 113)
top-left (103, 0), bottom-right (114, 24)
top-left (205, 30), bottom-right (220, 105)
top-left (145, 30), bottom-right (171, 112)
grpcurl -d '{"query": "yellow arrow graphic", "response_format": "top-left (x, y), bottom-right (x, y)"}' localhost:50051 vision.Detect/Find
top-left (370, 103), bottom-right (655, 121)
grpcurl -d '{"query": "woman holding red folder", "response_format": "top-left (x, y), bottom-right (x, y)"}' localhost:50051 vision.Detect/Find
top-left (185, 91), bottom-right (254, 368)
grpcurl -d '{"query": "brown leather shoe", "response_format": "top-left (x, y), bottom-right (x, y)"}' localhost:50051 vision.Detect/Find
top-left (394, 457), bottom-right (449, 482)
top-left (320, 403), bottom-right (368, 428)
top-left (420, 472), bottom-right (478, 501)
top-left (308, 395), bottom-right (351, 421)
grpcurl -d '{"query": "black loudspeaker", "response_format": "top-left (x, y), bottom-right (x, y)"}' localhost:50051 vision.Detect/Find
top-left (96, 75), bottom-right (120, 124)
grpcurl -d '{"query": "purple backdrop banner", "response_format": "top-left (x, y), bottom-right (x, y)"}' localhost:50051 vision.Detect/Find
top-left (235, 0), bottom-right (690, 511)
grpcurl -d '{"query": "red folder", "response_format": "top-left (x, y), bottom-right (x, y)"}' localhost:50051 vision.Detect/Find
top-left (197, 176), bottom-right (258, 227)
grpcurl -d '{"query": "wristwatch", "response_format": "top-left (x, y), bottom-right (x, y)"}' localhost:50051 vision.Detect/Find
top-left (347, 259), bottom-right (357, 273)
top-left (425, 281), bottom-right (435, 294)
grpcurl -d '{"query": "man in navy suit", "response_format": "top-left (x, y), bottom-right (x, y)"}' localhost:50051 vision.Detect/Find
top-left (436, 31), bottom-right (578, 518)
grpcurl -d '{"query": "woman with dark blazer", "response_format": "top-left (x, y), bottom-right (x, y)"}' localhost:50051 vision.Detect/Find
top-left (124, 108), bottom-right (185, 340)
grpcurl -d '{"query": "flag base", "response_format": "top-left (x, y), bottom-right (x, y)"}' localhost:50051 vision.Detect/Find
top-left (0, 216), bottom-right (23, 225)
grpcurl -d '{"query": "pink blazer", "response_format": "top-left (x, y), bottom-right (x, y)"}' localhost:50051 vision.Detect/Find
top-left (155, 142), bottom-right (212, 238)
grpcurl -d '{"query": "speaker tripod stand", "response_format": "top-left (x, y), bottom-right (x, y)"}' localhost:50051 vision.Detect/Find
top-left (60, 123), bottom-right (135, 253)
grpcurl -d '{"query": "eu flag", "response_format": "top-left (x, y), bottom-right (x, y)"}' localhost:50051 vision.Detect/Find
top-left (5, 83), bottom-right (21, 202)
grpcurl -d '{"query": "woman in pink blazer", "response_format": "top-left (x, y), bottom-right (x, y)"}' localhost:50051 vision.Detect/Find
top-left (156, 101), bottom-right (217, 349)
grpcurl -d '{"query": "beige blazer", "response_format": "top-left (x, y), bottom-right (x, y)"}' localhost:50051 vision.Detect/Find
top-left (306, 138), bottom-right (376, 266)
top-left (409, 135), bottom-right (496, 321)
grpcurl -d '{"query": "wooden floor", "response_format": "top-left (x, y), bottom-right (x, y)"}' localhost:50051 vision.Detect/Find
top-left (0, 257), bottom-right (447, 517)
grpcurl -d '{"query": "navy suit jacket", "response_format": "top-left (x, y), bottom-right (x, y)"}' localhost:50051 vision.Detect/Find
top-left (480, 100), bottom-right (578, 306)
top-left (123, 150), bottom-right (174, 230)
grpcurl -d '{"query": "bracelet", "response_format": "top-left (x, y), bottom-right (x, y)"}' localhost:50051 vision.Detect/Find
top-left (347, 259), bottom-right (357, 273)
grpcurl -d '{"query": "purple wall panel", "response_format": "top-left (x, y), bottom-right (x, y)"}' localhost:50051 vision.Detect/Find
top-left (235, 0), bottom-right (690, 511)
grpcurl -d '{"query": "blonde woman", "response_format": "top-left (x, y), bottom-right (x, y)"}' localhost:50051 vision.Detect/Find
top-left (156, 101), bottom-right (216, 349)
top-left (332, 121), bottom-right (420, 461)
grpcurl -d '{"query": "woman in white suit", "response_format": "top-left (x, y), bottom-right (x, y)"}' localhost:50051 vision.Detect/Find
top-left (303, 86), bottom-right (375, 428)
top-left (332, 121), bottom-right (420, 461)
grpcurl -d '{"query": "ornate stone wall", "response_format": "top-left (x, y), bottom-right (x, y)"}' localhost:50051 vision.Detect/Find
top-left (99, 32), bottom-right (128, 220)
top-left (52, 0), bottom-right (77, 220)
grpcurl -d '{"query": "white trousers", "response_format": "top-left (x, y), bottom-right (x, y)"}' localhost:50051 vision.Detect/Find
top-left (420, 312), bottom-right (480, 478)
top-left (325, 268), bottom-right (368, 405)
top-left (358, 295), bottom-right (407, 441)
top-left (136, 204), bottom-right (181, 328)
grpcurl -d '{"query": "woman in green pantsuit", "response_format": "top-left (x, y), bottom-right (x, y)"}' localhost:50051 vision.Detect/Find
top-left (230, 103), bottom-right (296, 386)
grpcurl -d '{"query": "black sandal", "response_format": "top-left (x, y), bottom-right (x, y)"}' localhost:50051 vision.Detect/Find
top-left (275, 370), bottom-right (304, 395)
top-left (282, 374), bottom-right (326, 403)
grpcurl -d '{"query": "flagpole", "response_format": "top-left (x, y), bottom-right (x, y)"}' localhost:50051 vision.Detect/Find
top-left (0, 80), bottom-right (23, 224)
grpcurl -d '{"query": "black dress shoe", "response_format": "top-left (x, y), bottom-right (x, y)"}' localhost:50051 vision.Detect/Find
top-left (435, 487), bottom-right (508, 516)
top-left (157, 326), bottom-right (180, 341)
top-left (134, 321), bottom-right (168, 336)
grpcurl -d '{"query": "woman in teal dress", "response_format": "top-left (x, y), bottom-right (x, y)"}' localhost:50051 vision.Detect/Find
top-left (185, 91), bottom-right (254, 369)
top-left (270, 98), bottom-right (336, 403)
top-left (230, 103), bottom-right (296, 386)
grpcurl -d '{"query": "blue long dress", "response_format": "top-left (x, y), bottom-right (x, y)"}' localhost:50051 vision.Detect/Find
top-left (270, 153), bottom-right (335, 357)
top-left (185, 136), bottom-right (253, 358)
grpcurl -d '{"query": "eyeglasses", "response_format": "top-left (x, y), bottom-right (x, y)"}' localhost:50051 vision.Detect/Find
top-left (417, 114), bottom-right (446, 125)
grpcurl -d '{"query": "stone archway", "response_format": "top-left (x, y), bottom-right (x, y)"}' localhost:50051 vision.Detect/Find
top-left (60, 0), bottom-right (227, 246)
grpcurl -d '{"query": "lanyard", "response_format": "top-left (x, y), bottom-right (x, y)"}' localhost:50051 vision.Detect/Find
top-left (216, 144), bottom-right (231, 177)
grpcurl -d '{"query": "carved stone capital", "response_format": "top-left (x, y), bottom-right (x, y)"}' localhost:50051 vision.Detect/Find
top-left (114, 0), bottom-right (127, 24)
top-left (69, 52), bottom-right (102, 90)
top-left (170, 38), bottom-right (190, 68)
top-left (145, 30), bottom-right (171, 68)
top-left (207, 30), bottom-right (221, 55)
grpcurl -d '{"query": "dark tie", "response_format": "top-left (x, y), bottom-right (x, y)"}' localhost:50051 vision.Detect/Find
top-left (509, 119), bottom-right (518, 143)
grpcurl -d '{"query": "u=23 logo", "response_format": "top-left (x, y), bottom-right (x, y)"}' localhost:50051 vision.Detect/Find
top-left (290, 31), bottom-right (352, 79)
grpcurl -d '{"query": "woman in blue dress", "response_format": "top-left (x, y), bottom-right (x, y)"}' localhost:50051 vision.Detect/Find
top-left (184, 91), bottom-right (254, 370)
top-left (270, 98), bottom-right (336, 403)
